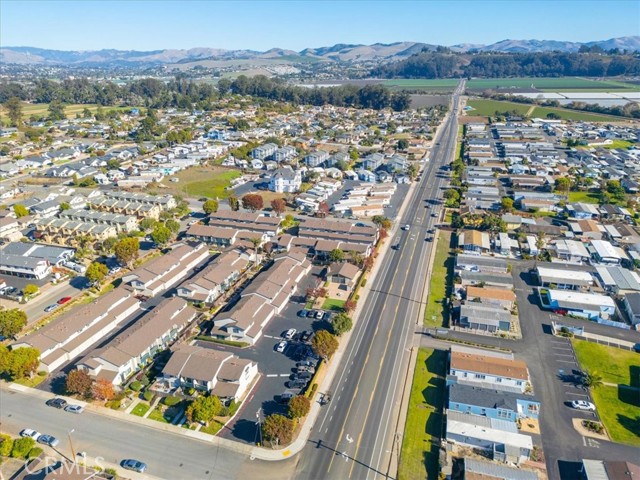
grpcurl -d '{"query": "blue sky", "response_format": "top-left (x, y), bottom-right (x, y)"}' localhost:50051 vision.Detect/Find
top-left (1, 0), bottom-right (638, 51)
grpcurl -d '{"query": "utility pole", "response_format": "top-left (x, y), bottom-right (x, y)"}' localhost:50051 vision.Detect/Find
top-left (68, 429), bottom-right (76, 462)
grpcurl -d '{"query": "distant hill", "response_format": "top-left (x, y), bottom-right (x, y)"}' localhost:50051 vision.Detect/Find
top-left (1, 36), bottom-right (638, 66)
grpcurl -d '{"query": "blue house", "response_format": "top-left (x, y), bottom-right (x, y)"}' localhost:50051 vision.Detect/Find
top-left (357, 169), bottom-right (377, 183)
top-left (206, 129), bottom-right (227, 140)
top-left (448, 384), bottom-right (540, 422)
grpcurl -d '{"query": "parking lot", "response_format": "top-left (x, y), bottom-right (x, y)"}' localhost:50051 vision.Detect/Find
top-left (212, 266), bottom-right (333, 444)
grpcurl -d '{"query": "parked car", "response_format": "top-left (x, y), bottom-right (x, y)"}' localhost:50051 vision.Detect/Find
top-left (46, 398), bottom-right (67, 409)
top-left (425, 237), bottom-right (433, 242)
top-left (300, 330), bottom-right (314, 343)
top-left (298, 310), bottom-right (308, 318)
top-left (283, 328), bottom-right (297, 340)
top-left (306, 310), bottom-right (316, 318)
top-left (431, 213), bottom-right (438, 217)
top-left (314, 310), bottom-right (324, 319)
top-left (64, 404), bottom-right (84, 414)
top-left (20, 429), bottom-right (41, 441)
top-left (286, 378), bottom-right (307, 389)
top-left (275, 341), bottom-right (287, 353)
top-left (121, 459), bottom-right (147, 473)
top-left (38, 435), bottom-right (60, 447)
top-left (44, 304), bottom-right (59, 313)
top-left (293, 371), bottom-right (313, 380)
top-left (278, 391), bottom-right (295, 404)
top-left (571, 400), bottom-right (596, 411)
top-left (57, 296), bottom-right (72, 305)
top-left (297, 365), bottom-right (315, 374)
top-left (296, 360), bottom-right (316, 368)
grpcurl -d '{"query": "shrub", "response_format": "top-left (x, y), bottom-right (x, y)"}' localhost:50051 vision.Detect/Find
top-left (0, 434), bottom-right (14, 457)
top-left (37, 371), bottom-right (47, 377)
top-left (143, 390), bottom-right (154, 402)
top-left (11, 437), bottom-right (35, 458)
top-left (105, 468), bottom-right (118, 475)
top-left (186, 387), bottom-right (195, 396)
top-left (27, 447), bottom-right (43, 458)
top-left (129, 381), bottom-right (143, 391)
top-left (162, 396), bottom-right (181, 407)
top-left (106, 400), bottom-right (121, 410)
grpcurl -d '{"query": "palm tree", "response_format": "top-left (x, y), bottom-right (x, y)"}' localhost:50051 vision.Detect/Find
top-left (583, 369), bottom-right (604, 389)
top-left (249, 237), bottom-right (261, 267)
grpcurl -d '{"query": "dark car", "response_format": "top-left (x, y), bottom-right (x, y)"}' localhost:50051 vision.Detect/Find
top-left (306, 310), bottom-right (316, 318)
top-left (293, 371), bottom-right (313, 380)
top-left (425, 237), bottom-right (433, 242)
top-left (286, 379), bottom-right (307, 389)
top-left (298, 310), bottom-right (308, 318)
top-left (121, 459), bottom-right (147, 473)
top-left (296, 360), bottom-right (316, 368)
top-left (277, 391), bottom-right (295, 405)
top-left (46, 398), bottom-right (67, 409)
top-left (300, 330), bottom-right (314, 343)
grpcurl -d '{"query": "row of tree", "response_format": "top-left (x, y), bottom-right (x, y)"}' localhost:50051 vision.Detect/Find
top-left (373, 51), bottom-right (640, 79)
top-left (0, 74), bottom-right (411, 112)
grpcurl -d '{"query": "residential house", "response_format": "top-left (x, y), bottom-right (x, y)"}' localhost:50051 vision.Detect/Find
top-left (251, 143), bottom-right (278, 160)
top-left (534, 266), bottom-right (593, 290)
top-left (362, 153), bottom-right (384, 171)
top-left (160, 345), bottom-right (258, 402)
top-left (462, 458), bottom-right (538, 480)
top-left (456, 254), bottom-right (508, 274)
top-left (269, 166), bottom-right (302, 193)
top-left (76, 297), bottom-right (196, 386)
top-left (448, 350), bottom-right (531, 393)
top-left (459, 304), bottom-right (512, 333)
top-left (622, 292), bottom-right (640, 326)
top-left (458, 230), bottom-right (491, 256)
top-left (466, 286), bottom-right (516, 310)
top-left (448, 383), bottom-right (540, 421)
top-left (304, 150), bottom-right (329, 167)
top-left (327, 262), bottom-right (360, 287)
top-left (541, 289), bottom-right (615, 320)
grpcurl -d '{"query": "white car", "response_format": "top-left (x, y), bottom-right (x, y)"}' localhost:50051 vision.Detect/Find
top-left (20, 429), bottom-right (41, 441)
top-left (402, 224), bottom-right (410, 231)
top-left (284, 328), bottom-right (297, 340)
top-left (276, 341), bottom-right (288, 353)
top-left (571, 400), bottom-right (596, 411)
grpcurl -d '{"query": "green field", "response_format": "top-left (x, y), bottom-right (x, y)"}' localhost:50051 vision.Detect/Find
top-left (573, 340), bottom-right (640, 446)
top-left (321, 298), bottom-right (346, 312)
top-left (567, 191), bottom-right (600, 204)
top-left (466, 77), bottom-right (639, 91)
top-left (466, 98), bottom-right (628, 122)
top-left (384, 79), bottom-right (459, 89)
top-left (398, 348), bottom-right (447, 480)
top-left (0, 102), bottom-right (135, 123)
top-left (161, 167), bottom-right (241, 199)
top-left (424, 230), bottom-right (453, 327)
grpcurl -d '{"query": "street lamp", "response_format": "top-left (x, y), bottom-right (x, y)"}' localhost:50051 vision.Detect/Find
top-left (67, 429), bottom-right (76, 462)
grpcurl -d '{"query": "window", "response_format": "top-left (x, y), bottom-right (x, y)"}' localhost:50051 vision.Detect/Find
top-left (496, 378), bottom-right (502, 383)
top-left (516, 381), bottom-right (523, 386)
top-left (497, 409), bottom-right (510, 419)
top-left (475, 374), bottom-right (486, 379)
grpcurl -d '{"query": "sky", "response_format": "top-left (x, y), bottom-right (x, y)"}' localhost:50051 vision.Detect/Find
top-left (1, 0), bottom-right (639, 51)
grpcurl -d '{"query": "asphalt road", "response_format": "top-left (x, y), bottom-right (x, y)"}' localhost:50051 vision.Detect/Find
top-left (0, 387), bottom-right (249, 480)
top-left (292, 83), bottom-right (464, 480)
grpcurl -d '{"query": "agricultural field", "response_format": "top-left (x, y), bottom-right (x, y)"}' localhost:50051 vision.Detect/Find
top-left (466, 98), bottom-right (629, 122)
top-left (0, 102), bottom-right (135, 123)
top-left (384, 79), bottom-right (458, 92)
top-left (466, 77), bottom-right (639, 92)
top-left (160, 166), bottom-right (241, 199)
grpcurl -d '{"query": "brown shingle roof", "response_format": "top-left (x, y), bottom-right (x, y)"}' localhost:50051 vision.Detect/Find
top-left (450, 351), bottom-right (529, 381)
top-left (466, 286), bottom-right (516, 302)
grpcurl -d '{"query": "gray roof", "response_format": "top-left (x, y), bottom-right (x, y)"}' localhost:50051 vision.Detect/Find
top-left (2, 242), bottom-right (74, 264)
top-left (459, 270), bottom-right (514, 287)
top-left (460, 304), bottom-right (512, 326)
top-left (456, 254), bottom-right (508, 270)
top-left (604, 266), bottom-right (640, 291)
top-left (625, 292), bottom-right (640, 314)
top-left (464, 458), bottom-right (538, 480)
top-left (449, 383), bottom-right (537, 411)
top-left (0, 253), bottom-right (46, 269)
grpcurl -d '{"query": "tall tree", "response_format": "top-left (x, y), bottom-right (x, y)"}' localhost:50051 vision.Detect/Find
top-left (86, 261), bottom-right (108, 285)
top-left (270, 198), bottom-right (286, 216)
top-left (91, 378), bottom-right (115, 401)
top-left (329, 248), bottom-right (345, 262)
top-left (186, 395), bottom-right (223, 424)
top-left (13, 204), bottom-right (28, 218)
top-left (4, 97), bottom-right (23, 127)
top-left (66, 369), bottom-right (94, 397)
top-left (331, 313), bottom-right (353, 336)
top-left (47, 100), bottom-right (66, 121)
top-left (5, 347), bottom-right (40, 379)
top-left (242, 194), bottom-right (264, 212)
top-left (288, 395), bottom-right (311, 419)
top-left (227, 195), bottom-right (240, 211)
top-left (114, 237), bottom-right (139, 267)
top-left (262, 414), bottom-right (295, 447)
top-left (311, 330), bottom-right (339, 359)
top-left (202, 199), bottom-right (219, 214)
top-left (150, 224), bottom-right (172, 245)
top-left (0, 309), bottom-right (27, 338)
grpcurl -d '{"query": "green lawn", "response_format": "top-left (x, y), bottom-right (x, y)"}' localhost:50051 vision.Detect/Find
top-left (567, 190), bottom-right (600, 204)
top-left (466, 77), bottom-right (639, 91)
top-left (398, 348), bottom-right (447, 480)
top-left (171, 168), bottom-right (241, 199)
top-left (147, 407), bottom-right (170, 423)
top-left (322, 298), bottom-right (346, 312)
top-left (131, 403), bottom-right (150, 417)
top-left (604, 140), bottom-right (636, 150)
top-left (573, 340), bottom-right (640, 447)
top-left (573, 340), bottom-right (639, 386)
top-left (424, 230), bottom-right (453, 327)
top-left (465, 99), bottom-right (532, 117)
top-left (200, 420), bottom-right (225, 436)
top-left (591, 385), bottom-right (640, 447)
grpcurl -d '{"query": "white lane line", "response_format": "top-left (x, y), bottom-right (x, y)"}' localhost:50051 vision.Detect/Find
top-left (279, 374), bottom-right (290, 377)
top-left (266, 374), bottom-right (278, 378)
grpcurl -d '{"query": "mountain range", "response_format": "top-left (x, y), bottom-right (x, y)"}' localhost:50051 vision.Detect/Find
top-left (1, 36), bottom-right (638, 66)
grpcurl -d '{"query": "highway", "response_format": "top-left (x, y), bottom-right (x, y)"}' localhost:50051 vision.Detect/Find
top-left (293, 81), bottom-right (464, 480)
